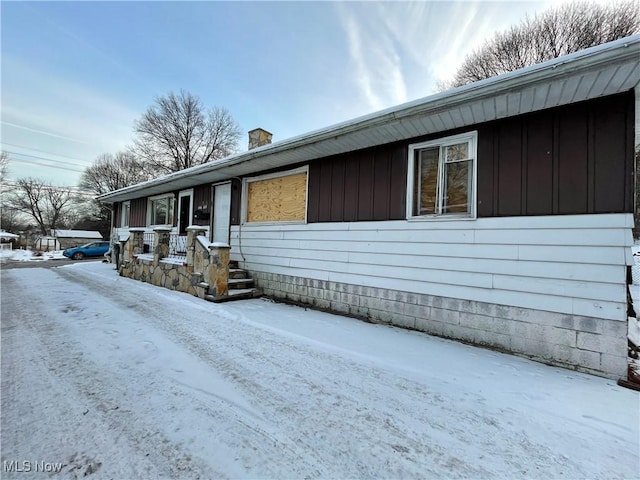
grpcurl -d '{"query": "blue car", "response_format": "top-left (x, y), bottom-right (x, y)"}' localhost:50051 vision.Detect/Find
top-left (63, 241), bottom-right (110, 260)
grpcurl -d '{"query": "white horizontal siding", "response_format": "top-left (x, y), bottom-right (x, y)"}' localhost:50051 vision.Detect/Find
top-left (237, 240), bottom-right (627, 266)
top-left (235, 244), bottom-right (623, 283)
top-left (231, 214), bottom-right (633, 321)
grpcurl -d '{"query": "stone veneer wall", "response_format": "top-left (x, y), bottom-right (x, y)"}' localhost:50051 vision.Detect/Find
top-left (121, 257), bottom-right (204, 296)
top-left (252, 271), bottom-right (627, 378)
top-left (119, 227), bottom-right (229, 299)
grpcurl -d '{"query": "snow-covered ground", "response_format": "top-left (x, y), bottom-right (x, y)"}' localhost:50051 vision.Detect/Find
top-left (0, 248), bottom-right (65, 262)
top-left (1, 262), bottom-right (638, 479)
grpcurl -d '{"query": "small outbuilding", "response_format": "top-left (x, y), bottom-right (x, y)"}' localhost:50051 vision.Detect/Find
top-left (49, 229), bottom-right (103, 250)
top-left (0, 231), bottom-right (19, 250)
top-left (33, 236), bottom-right (61, 251)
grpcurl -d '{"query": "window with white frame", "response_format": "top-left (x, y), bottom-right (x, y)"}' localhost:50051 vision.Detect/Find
top-left (120, 201), bottom-right (130, 228)
top-left (147, 194), bottom-right (175, 226)
top-left (407, 131), bottom-right (477, 218)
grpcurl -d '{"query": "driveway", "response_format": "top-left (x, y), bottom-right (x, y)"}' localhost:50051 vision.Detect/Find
top-left (1, 262), bottom-right (638, 479)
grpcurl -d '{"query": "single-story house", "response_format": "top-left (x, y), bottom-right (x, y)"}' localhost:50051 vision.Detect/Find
top-left (0, 231), bottom-right (19, 250)
top-left (50, 229), bottom-right (103, 250)
top-left (99, 35), bottom-right (640, 379)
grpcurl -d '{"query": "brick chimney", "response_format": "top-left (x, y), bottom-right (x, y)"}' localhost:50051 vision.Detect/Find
top-left (248, 128), bottom-right (273, 150)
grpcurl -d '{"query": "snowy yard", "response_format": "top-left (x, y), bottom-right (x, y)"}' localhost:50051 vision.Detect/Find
top-left (1, 262), bottom-right (638, 479)
top-left (0, 248), bottom-right (66, 263)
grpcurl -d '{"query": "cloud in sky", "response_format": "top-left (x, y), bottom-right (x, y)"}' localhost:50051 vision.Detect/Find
top-left (4, 56), bottom-right (138, 138)
top-left (333, 1), bottom-right (556, 117)
top-left (337, 3), bottom-right (409, 112)
top-left (2, 121), bottom-right (90, 146)
top-left (1, 1), bottom-right (566, 186)
top-left (18, 1), bottom-right (144, 84)
top-left (2, 54), bottom-right (139, 184)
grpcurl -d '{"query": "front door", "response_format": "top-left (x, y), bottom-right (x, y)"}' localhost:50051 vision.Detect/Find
top-left (177, 190), bottom-right (193, 235)
top-left (212, 182), bottom-right (231, 244)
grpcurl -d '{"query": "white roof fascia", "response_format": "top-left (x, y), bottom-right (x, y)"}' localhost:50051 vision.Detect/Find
top-left (99, 35), bottom-right (640, 204)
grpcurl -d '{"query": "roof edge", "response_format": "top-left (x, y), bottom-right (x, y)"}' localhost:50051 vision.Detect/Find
top-left (99, 35), bottom-right (640, 203)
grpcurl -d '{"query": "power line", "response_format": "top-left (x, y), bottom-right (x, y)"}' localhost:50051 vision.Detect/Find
top-left (5, 158), bottom-right (84, 174)
top-left (3, 149), bottom-right (87, 169)
top-left (1, 121), bottom-right (89, 145)
top-left (2, 150), bottom-right (86, 173)
top-left (1, 142), bottom-right (94, 165)
top-left (1, 180), bottom-right (94, 196)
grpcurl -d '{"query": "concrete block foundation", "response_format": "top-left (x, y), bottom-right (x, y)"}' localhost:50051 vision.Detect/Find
top-left (251, 271), bottom-right (627, 378)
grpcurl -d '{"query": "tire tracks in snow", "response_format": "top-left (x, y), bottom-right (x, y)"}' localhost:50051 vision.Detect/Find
top-left (1, 269), bottom-right (221, 479)
top-left (7, 264), bottom-right (630, 478)
top-left (51, 266), bottom-right (552, 479)
top-left (43, 266), bottom-right (333, 478)
top-left (52, 267), bottom-right (333, 478)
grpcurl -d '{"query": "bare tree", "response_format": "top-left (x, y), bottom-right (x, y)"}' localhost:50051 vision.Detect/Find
top-left (80, 151), bottom-right (148, 196)
top-left (0, 151), bottom-right (9, 184)
top-left (7, 178), bottom-right (74, 235)
top-left (0, 206), bottom-right (29, 234)
top-left (444, 1), bottom-right (639, 89)
top-left (133, 90), bottom-right (241, 174)
top-left (77, 151), bottom-right (149, 237)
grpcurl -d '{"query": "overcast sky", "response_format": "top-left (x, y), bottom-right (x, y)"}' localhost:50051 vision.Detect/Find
top-left (2, 1), bottom-right (574, 186)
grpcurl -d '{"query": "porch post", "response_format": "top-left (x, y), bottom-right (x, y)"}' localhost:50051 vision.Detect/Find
top-left (128, 228), bottom-right (146, 258)
top-left (204, 243), bottom-right (230, 297)
top-left (153, 227), bottom-right (172, 265)
top-left (186, 226), bottom-right (207, 268)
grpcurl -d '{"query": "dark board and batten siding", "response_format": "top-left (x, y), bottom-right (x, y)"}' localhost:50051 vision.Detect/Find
top-left (477, 91), bottom-right (634, 217)
top-left (307, 146), bottom-right (407, 223)
top-left (129, 197), bottom-right (147, 227)
top-left (193, 184), bottom-right (211, 227)
top-left (230, 179), bottom-right (243, 226)
top-left (114, 197), bottom-right (147, 228)
top-left (120, 186), bottom-right (212, 229)
top-left (304, 91), bottom-right (634, 222)
top-left (113, 203), bottom-right (121, 227)
top-left (120, 91), bottom-right (633, 227)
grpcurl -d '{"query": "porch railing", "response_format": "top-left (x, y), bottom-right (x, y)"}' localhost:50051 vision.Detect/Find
top-left (167, 234), bottom-right (187, 261)
top-left (143, 232), bottom-right (155, 254)
top-left (138, 230), bottom-right (187, 262)
top-left (119, 226), bottom-right (229, 298)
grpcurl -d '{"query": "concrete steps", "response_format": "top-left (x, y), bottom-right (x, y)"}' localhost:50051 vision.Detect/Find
top-left (204, 262), bottom-right (260, 303)
top-left (205, 288), bottom-right (261, 303)
top-left (228, 277), bottom-right (255, 289)
top-left (229, 268), bottom-right (247, 279)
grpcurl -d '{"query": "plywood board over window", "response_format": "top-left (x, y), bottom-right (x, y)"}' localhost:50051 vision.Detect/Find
top-left (246, 171), bottom-right (307, 223)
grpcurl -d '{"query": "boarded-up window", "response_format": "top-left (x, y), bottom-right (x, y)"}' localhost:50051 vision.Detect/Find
top-left (246, 171), bottom-right (307, 222)
top-left (414, 147), bottom-right (439, 215)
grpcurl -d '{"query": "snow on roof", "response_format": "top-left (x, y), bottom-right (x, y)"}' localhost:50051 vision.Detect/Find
top-left (0, 231), bottom-right (19, 239)
top-left (51, 229), bottom-right (103, 239)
